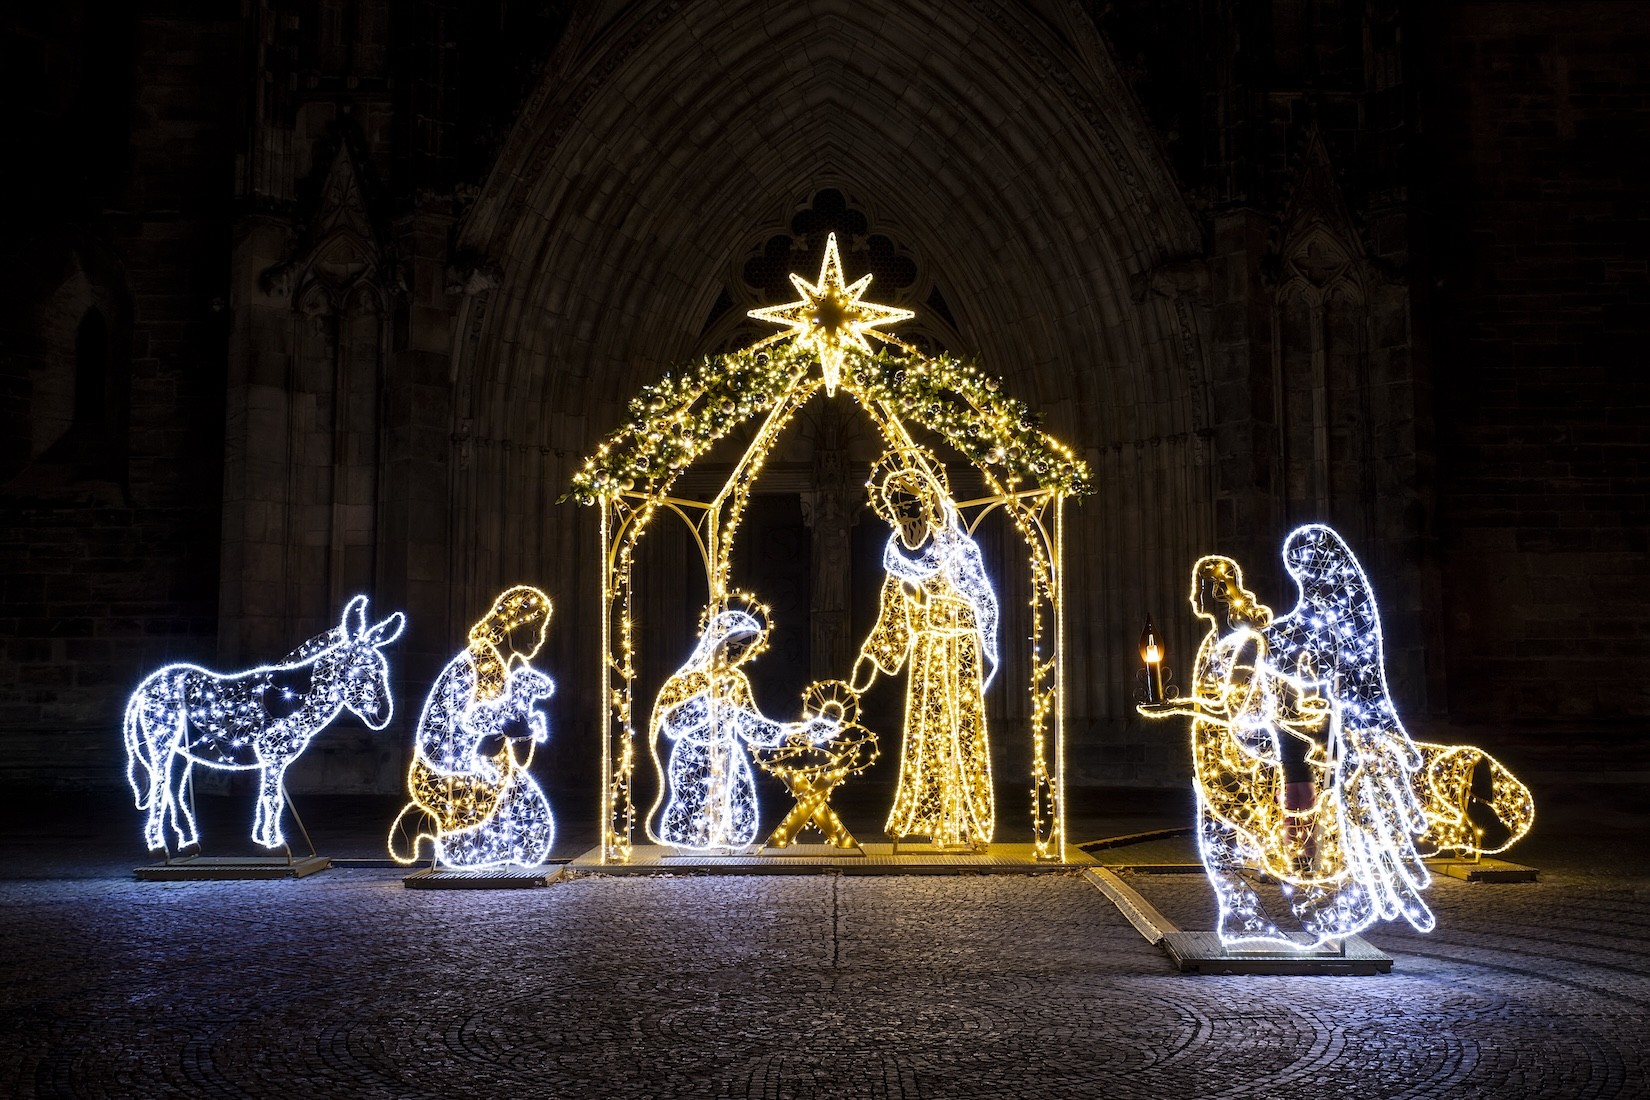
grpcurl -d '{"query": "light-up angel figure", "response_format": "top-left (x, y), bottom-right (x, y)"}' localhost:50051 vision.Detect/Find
top-left (1261, 524), bottom-right (1436, 940)
top-left (648, 599), bottom-right (838, 850)
top-left (1144, 530), bottom-right (1445, 946)
top-left (849, 449), bottom-right (999, 850)
top-left (124, 595), bottom-right (406, 853)
top-left (389, 586), bottom-right (557, 870)
top-left (1143, 556), bottom-right (1338, 945)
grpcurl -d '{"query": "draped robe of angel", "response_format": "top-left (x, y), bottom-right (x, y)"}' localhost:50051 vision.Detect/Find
top-left (1261, 524), bottom-right (1436, 940)
top-left (1180, 564), bottom-right (1332, 946)
top-left (861, 499), bottom-right (1000, 849)
top-left (649, 612), bottom-right (834, 850)
top-left (396, 651), bottom-right (555, 869)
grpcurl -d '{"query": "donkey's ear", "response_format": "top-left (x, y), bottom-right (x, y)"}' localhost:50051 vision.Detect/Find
top-left (340, 594), bottom-right (370, 637)
top-left (364, 611), bottom-right (407, 646)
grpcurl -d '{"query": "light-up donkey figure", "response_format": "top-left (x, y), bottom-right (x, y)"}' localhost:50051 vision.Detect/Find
top-left (124, 595), bottom-right (406, 853)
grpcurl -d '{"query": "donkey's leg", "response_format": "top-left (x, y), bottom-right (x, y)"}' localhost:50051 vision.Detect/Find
top-left (251, 761), bottom-right (291, 849)
top-left (142, 731), bottom-right (171, 851)
top-left (164, 749), bottom-right (199, 849)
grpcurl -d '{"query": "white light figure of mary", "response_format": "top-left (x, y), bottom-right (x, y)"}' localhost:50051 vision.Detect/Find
top-left (849, 450), bottom-right (1000, 850)
top-left (1262, 523), bottom-right (1436, 941)
top-left (648, 601), bottom-right (837, 850)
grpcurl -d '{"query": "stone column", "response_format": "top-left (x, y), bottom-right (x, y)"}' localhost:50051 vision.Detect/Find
top-left (804, 402), bottom-right (856, 680)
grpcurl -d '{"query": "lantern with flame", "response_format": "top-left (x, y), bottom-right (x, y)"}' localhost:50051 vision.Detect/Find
top-left (1138, 617), bottom-right (1170, 705)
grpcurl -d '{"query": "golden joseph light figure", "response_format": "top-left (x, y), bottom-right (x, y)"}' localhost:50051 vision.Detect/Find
top-left (747, 232), bottom-right (915, 395)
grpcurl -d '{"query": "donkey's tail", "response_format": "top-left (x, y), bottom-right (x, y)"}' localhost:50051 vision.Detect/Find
top-left (387, 801), bottom-right (437, 865)
top-left (123, 686), bottom-right (159, 811)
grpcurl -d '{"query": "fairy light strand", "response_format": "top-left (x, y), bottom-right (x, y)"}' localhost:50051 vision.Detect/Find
top-left (388, 586), bottom-right (557, 870)
top-left (125, 595), bottom-right (406, 852)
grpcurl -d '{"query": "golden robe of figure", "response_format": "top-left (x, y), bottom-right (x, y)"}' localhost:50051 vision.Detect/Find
top-left (851, 454), bottom-right (998, 850)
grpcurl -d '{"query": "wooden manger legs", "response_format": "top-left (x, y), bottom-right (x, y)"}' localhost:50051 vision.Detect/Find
top-left (765, 768), bottom-right (858, 849)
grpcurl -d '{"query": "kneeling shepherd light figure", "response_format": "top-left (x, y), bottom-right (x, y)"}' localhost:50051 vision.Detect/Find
top-left (389, 586), bottom-right (557, 870)
top-left (125, 595), bottom-right (406, 853)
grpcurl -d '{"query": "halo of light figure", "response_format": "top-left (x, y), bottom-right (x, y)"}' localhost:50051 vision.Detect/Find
top-left (1142, 524), bottom-right (1534, 948)
top-left (124, 595), bottom-right (406, 853)
top-left (849, 448), bottom-right (1000, 850)
top-left (389, 586), bottom-right (558, 870)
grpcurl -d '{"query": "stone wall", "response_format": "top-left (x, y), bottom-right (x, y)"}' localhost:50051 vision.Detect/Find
top-left (1423, 3), bottom-right (1650, 723)
top-left (2, 0), bottom-right (1644, 799)
top-left (0, 5), bottom-right (237, 786)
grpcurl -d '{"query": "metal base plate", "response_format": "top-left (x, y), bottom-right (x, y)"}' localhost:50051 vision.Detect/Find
top-left (135, 855), bottom-right (331, 881)
top-left (1161, 930), bottom-right (1392, 975)
top-left (567, 843), bottom-right (1092, 876)
top-left (402, 867), bottom-right (557, 889)
top-left (1429, 857), bottom-right (1540, 883)
top-left (1083, 867), bottom-right (1395, 975)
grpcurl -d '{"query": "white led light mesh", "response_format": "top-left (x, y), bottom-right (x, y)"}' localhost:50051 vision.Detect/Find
top-left (124, 595), bottom-right (406, 852)
top-left (1261, 523), bottom-right (1436, 940)
top-left (389, 586), bottom-right (557, 870)
top-left (648, 600), bottom-right (839, 850)
top-left (852, 450), bottom-right (999, 850)
top-left (1143, 529), bottom-right (1471, 948)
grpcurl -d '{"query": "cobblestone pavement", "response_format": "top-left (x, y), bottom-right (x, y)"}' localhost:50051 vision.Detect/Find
top-left (1, 788), bottom-right (1647, 1098)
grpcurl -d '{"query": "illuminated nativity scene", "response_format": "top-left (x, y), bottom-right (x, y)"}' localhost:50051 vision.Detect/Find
top-left (570, 234), bottom-right (1089, 865)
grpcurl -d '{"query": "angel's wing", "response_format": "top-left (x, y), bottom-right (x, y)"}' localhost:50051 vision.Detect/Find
top-left (1331, 708), bottom-right (1435, 933)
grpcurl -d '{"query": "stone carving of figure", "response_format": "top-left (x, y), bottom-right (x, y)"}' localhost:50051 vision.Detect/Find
top-left (849, 450), bottom-right (999, 850)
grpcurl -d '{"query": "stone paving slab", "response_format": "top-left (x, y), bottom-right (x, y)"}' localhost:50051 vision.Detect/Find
top-left (4, 786), bottom-right (1648, 1097)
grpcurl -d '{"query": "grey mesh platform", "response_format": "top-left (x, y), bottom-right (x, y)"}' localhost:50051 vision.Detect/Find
top-left (402, 867), bottom-right (560, 889)
top-left (135, 854), bottom-right (331, 880)
top-left (1084, 866), bottom-right (1394, 975)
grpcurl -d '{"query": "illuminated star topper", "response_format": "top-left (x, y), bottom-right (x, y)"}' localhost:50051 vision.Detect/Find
top-left (747, 232), bottom-right (915, 395)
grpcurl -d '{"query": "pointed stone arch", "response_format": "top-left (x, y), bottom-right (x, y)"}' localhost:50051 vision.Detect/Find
top-left (439, 0), bottom-right (1216, 773)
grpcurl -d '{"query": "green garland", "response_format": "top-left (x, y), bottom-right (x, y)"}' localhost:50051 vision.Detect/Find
top-left (569, 345), bottom-right (1090, 504)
